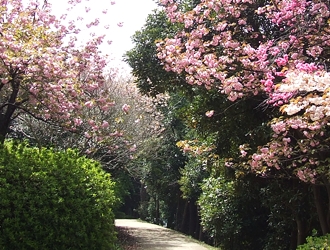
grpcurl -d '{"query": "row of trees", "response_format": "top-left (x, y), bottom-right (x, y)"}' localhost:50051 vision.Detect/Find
top-left (2, 0), bottom-right (330, 248)
top-left (0, 0), bottom-right (166, 247)
top-left (124, 0), bottom-right (330, 249)
top-left (0, 0), bottom-right (165, 181)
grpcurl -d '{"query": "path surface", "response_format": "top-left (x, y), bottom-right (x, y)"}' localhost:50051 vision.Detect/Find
top-left (115, 219), bottom-right (211, 250)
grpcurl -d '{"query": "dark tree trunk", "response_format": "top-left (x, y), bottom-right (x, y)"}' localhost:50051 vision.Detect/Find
top-left (181, 200), bottom-right (189, 233)
top-left (140, 182), bottom-right (147, 202)
top-left (188, 201), bottom-right (196, 236)
top-left (313, 185), bottom-right (330, 235)
top-left (198, 222), bottom-right (203, 241)
top-left (174, 193), bottom-right (181, 230)
top-left (0, 123), bottom-right (7, 143)
top-left (0, 77), bottom-right (21, 142)
top-left (322, 177), bottom-right (330, 229)
top-left (0, 107), bottom-right (15, 143)
top-left (194, 214), bottom-right (200, 239)
top-left (290, 225), bottom-right (298, 250)
top-left (296, 218), bottom-right (307, 246)
top-left (155, 195), bottom-right (160, 225)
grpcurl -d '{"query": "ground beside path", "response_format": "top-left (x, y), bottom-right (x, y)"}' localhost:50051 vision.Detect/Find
top-left (115, 219), bottom-right (214, 250)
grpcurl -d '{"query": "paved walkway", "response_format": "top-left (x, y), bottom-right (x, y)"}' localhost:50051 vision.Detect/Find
top-left (115, 219), bottom-right (211, 250)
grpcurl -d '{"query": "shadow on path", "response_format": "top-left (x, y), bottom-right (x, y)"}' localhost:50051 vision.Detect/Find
top-left (115, 219), bottom-right (210, 250)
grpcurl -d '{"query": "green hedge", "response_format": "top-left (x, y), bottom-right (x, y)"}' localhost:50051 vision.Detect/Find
top-left (298, 233), bottom-right (330, 250)
top-left (0, 141), bottom-right (118, 249)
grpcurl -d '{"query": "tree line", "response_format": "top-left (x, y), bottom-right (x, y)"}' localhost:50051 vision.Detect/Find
top-left (124, 0), bottom-right (330, 249)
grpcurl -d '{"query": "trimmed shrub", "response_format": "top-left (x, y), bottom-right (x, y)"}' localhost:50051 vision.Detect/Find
top-left (297, 233), bottom-right (330, 250)
top-left (0, 141), bottom-right (118, 249)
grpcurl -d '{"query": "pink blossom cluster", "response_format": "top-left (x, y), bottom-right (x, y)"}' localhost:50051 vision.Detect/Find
top-left (157, 0), bottom-right (330, 102)
top-left (278, 71), bottom-right (330, 120)
top-left (243, 112), bottom-right (326, 182)
top-left (0, 0), bottom-right (129, 151)
top-left (158, 0), bottom-right (330, 182)
top-left (247, 69), bottom-right (330, 181)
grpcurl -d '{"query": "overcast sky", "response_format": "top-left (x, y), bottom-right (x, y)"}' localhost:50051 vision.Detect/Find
top-left (50, 0), bottom-right (159, 73)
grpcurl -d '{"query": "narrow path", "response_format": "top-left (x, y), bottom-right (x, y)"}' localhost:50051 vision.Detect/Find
top-left (115, 219), bottom-right (211, 250)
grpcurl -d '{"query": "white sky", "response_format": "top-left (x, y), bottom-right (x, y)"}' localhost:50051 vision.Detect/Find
top-left (49, 0), bottom-right (159, 74)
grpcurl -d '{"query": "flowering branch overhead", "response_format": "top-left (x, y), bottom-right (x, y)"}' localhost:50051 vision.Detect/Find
top-left (157, 0), bottom-right (330, 183)
top-left (0, 0), bottom-right (129, 153)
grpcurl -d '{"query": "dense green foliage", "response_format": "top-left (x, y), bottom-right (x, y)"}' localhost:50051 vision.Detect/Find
top-left (124, 10), bottom-right (187, 97)
top-left (199, 174), bottom-right (269, 249)
top-left (131, 99), bottom-right (187, 227)
top-left (0, 141), bottom-right (118, 249)
top-left (297, 234), bottom-right (330, 250)
top-left (124, 1), bottom-right (330, 249)
top-left (126, 9), bottom-right (273, 244)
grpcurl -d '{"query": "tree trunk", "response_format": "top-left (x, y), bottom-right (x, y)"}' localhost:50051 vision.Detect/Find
top-left (140, 181), bottom-right (147, 202)
top-left (296, 218), bottom-right (307, 246)
top-left (174, 193), bottom-right (181, 230)
top-left (194, 213), bottom-right (200, 239)
top-left (290, 225), bottom-right (297, 250)
top-left (321, 177), bottom-right (330, 229)
top-left (0, 109), bottom-right (13, 142)
top-left (198, 223), bottom-right (203, 241)
top-left (313, 185), bottom-right (330, 235)
top-left (0, 78), bottom-right (20, 142)
top-left (188, 201), bottom-right (196, 236)
top-left (155, 195), bottom-right (160, 225)
top-left (181, 200), bottom-right (189, 233)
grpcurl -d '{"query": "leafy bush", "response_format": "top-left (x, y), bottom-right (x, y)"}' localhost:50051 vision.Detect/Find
top-left (0, 141), bottom-right (119, 249)
top-left (297, 233), bottom-right (330, 250)
top-left (199, 174), bottom-right (268, 249)
top-left (198, 175), bottom-right (239, 247)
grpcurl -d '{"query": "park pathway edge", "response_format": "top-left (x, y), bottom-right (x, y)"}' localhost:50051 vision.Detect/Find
top-left (115, 219), bottom-right (216, 250)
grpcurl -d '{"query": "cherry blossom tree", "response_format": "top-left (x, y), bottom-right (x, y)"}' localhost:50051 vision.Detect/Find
top-left (0, 0), bottom-right (126, 148)
top-left (157, 0), bottom-right (330, 183)
top-left (10, 72), bottom-right (167, 170)
top-left (240, 71), bottom-right (330, 181)
top-left (156, 0), bottom-right (330, 239)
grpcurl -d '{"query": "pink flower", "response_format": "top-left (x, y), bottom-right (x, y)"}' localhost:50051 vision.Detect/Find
top-left (122, 104), bottom-right (130, 113)
top-left (205, 110), bottom-right (214, 117)
top-left (1, 78), bottom-right (9, 84)
top-left (183, 145), bottom-right (191, 153)
top-left (74, 118), bottom-right (83, 126)
top-left (84, 132), bottom-right (92, 139)
top-left (129, 144), bottom-right (137, 152)
top-left (101, 121), bottom-right (109, 128)
top-left (101, 104), bottom-right (110, 111)
top-left (85, 101), bottom-right (94, 107)
top-left (88, 119), bottom-right (96, 126)
top-left (275, 55), bottom-right (288, 67)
